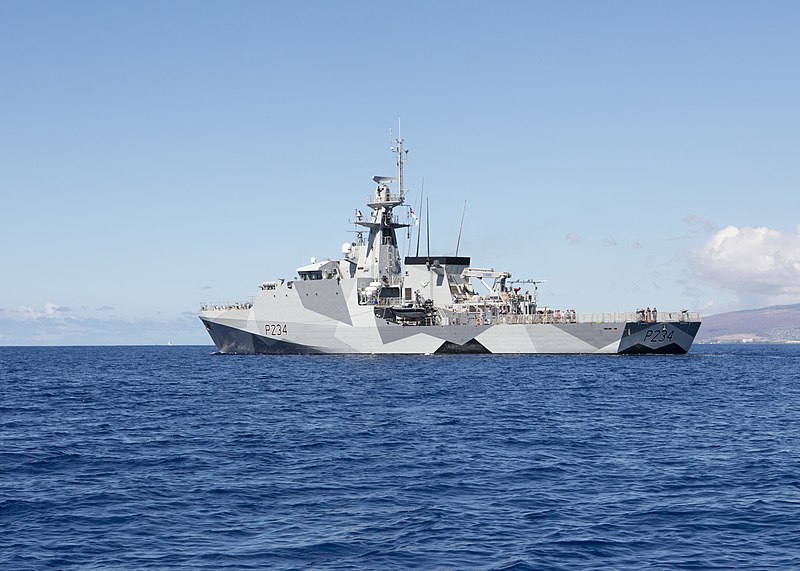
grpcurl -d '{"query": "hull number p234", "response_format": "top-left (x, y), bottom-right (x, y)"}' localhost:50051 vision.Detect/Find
top-left (265, 324), bottom-right (288, 336)
top-left (644, 329), bottom-right (674, 343)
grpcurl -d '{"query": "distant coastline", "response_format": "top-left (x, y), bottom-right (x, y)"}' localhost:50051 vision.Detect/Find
top-left (696, 303), bottom-right (800, 344)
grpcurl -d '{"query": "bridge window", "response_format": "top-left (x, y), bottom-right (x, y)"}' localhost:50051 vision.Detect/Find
top-left (299, 271), bottom-right (323, 281)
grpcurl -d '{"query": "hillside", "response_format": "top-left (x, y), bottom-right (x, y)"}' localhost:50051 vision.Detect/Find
top-left (697, 303), bottom-right (800, 343)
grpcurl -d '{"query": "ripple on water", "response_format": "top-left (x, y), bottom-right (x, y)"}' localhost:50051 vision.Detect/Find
top-left (1, 345), bottom-right (800, 569)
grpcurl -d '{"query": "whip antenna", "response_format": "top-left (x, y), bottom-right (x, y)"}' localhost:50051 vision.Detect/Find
top-left (455, 200), bottom-right (467, 256)
top-left (415, 179), bottom-right (424, 257)
top-left (426, 196), bottom-right (431, 260)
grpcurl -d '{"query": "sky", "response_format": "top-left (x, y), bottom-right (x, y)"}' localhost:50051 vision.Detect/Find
top-left (2, 1), bottom-right (799, 345)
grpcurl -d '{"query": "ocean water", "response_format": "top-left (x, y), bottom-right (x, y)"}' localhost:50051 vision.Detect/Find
top-left (1, 345), bottom-right (799, 570)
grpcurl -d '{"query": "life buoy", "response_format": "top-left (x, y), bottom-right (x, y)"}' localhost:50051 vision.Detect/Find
top-left (476, 317), bottom-right (481, 326)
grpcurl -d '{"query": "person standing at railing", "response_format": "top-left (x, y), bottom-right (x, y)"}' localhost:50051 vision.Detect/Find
top-left (653, 307), bottom-right (658, 322)
top-left (646, 307), bottom-right (652, 322)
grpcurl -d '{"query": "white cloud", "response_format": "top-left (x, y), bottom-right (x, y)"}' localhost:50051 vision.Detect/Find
top-left (691, 225), bottom-right (800, 305)
top-left (11, 302), bottom-right (70, 320)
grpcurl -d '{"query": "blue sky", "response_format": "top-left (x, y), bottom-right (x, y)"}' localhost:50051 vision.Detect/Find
top-left (2, 1), bottom-right (799, 345)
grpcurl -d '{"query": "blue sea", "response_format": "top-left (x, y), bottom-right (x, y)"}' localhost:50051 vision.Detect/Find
top-left (2, 345), bottom-right (799, 570)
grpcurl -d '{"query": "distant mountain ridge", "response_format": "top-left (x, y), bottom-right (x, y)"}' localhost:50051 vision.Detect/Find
top-left (697, 303), bottom-right (800, 343)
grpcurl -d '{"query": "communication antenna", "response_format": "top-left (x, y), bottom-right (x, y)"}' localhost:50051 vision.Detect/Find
top-left (415, 179), bottom-right (424, 257)
top-left (455, 200), bottom-right (467, 257)
top-left (426, 195), bottom-right (431, 260)
top-left (389, 119), bottom-right (407, 199)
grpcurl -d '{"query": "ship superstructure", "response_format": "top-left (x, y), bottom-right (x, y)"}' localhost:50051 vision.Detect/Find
top-left (199, 134), bottom-right (701, 354)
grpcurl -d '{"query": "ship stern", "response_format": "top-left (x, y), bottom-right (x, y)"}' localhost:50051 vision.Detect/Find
top-left (617, 320), bottom-right (701, 354)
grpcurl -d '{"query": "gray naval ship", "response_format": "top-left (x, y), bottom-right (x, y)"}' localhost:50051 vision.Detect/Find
top-left (200, 135), bottom-right (701, 355)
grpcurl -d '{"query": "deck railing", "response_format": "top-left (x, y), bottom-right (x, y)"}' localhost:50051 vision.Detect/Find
top-left (577, 311), bottom-right (701, 324)
top-left (366, 192), bottom-right (403, 205)
top-left (200, 298), bottom-right (255, 311)
top-left (445, 311), bottom-right (701, 326)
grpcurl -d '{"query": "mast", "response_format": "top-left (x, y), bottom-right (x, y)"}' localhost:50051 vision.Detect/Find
top-left (416, 179), bottom-right (423, 257)
top-left (355, 127), bottom-right (410, 279)
top-left (391, 119), bottom-right (406, 199)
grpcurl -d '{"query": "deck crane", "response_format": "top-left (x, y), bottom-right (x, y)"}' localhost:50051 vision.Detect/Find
top-left (461, 268), bottom-right (513, 296)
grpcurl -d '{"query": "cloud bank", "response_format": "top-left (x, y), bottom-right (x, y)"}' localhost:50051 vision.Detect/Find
top-left (691, 225), bottom-right (800, 305)
top-left (0, 303), bottom-right (209, 345)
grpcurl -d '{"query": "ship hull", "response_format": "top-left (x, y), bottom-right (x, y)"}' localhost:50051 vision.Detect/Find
top-left (200, 314), bottom-right (700, 355)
